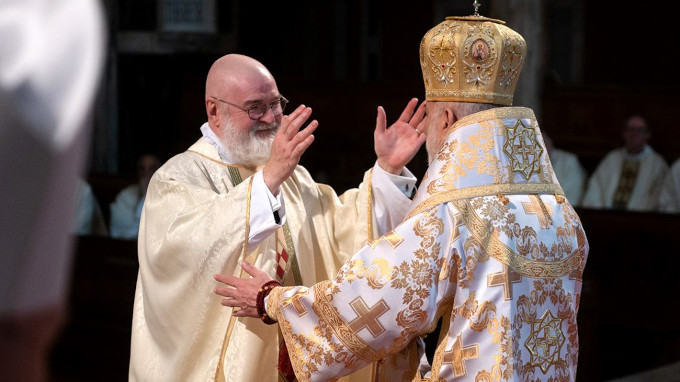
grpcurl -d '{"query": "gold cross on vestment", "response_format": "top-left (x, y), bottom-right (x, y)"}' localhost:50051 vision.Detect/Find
top-left (369, 230), bottom-right (404, 249)
top-left (487, 264), bottom-right (522, 300)
top-left (442, 334), bottom-right (479, 377)
top-left (348, 297), bottom-right (389, 338)
top-left (451, 211), bottom-right (464, 243)
top-left (522, 195), bottom-right (553, 229)
top-left (281, 290), bottom-right (308, 317)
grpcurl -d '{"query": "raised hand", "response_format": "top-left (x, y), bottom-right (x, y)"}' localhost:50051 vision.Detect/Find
top-left (214, 261), bottom-right (273, 318)
top-left (263, 105), bottom-right (318, 194)
top-left (374, 98), bottom-right (427, 174)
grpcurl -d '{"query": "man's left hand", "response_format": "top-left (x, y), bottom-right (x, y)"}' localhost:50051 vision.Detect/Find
top-left (374, 98), bottom-right (427, 175)
top-left (214, 262), bottom-right (272, 318)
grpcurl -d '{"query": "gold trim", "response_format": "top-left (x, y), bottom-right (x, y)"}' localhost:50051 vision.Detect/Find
top-left (276, 300), bottom-right (310, 381)
top-left (228, 166), bottom-right (242, 185)
top-left (441, 106), bottom-right (536, 139)
top-left (367, 168), bottom-right (375, 243)
top-left (406, 183), bottom-right (564, 220)
top-left (427, 91), bottom-right (513, 105)
top-left (187, 149), bottom-right (259, 172)
top-left (213, 176), bottom-right (255, 382)
top-left (454, 199), bottom-right (580, 278)
top-left (266, 285), bottom-right (293, 320)
top-left (282, 223), bottom-right (302, 285)
top-left (311, 281), bottom-right (382, 361)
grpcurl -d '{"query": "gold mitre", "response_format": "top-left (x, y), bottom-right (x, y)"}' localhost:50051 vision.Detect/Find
top-left (419, 15), bottom-right (526, 105)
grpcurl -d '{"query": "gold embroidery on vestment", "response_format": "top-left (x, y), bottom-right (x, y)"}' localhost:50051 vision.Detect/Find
top-left (369, 230), bottom-right (404, 249)
top-left (487, 264), bottom-right (522, 300)
top-left (407, 182), bottom-right (563, 221)
top-left (311, 281), bottom-right (382, 361)
top-left (348, 297), bottom-right (390, 338)
top-left (281, 289), bottom-right (310, 317)
top-left (454, 200), bottom-right (581, 278)
top-left (524, 309), bottom-right (566, 374)
top-left (340, 258), bottom-right (393, 289)
top-left (503, 119), bottom-right (543, 180)
top-left (442, 334), bottom-right (480, 377)
top-left (522, 195), bottom-right (553, 229)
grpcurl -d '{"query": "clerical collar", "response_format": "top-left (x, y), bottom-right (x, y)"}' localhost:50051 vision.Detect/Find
top-left (623, 144), bottom-right (651, 161)
top-left (199, 122), bottom-right (233, 163)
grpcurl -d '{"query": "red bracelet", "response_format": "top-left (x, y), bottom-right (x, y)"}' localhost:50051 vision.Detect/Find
top-left (256, 280), bottom-right (282, 325)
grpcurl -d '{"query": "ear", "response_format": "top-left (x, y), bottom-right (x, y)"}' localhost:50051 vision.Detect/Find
top-left (433, 107), bottom-right (454, 139)
top-left (206, 98), bottom-right (220, 128)
top-left (443, 108), bottom-right (455, 129)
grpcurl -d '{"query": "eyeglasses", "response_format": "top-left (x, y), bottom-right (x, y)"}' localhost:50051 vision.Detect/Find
top-left (210, 96), bottom-right (288, 120)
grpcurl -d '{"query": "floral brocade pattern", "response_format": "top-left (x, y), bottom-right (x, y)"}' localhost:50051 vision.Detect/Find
top-left (271, 108), bottom-right (587, 382)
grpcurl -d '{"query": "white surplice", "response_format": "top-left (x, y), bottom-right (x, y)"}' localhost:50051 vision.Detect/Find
top-left (266, 107), bottom-right (589, 381)
top-left (129, 124), bottom-right (416, 382)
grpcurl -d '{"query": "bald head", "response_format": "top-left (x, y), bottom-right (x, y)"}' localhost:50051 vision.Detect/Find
top-left (205, 54), bottom-right (276, 100)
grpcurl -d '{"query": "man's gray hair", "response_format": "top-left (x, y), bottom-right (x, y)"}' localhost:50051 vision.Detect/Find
top-left (432, 101), bottom-right (500, 119)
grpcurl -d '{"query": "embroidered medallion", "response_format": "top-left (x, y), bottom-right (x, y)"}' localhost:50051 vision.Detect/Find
top-left (503, 120), bottom-right (543, 180)
top-left (524, 309), bottom-right (566, 373)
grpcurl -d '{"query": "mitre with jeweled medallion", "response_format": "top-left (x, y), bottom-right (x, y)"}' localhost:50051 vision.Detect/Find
top-left (419, 15), bottom-right (526, 105)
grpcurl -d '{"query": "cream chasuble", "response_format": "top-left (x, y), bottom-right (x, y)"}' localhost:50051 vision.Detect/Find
top-left (129, 136), bottom-right (412, 381)
top-left (267, 107), bottom-right (589, 382)
top-left (582, 146), bottom-right (668, 211)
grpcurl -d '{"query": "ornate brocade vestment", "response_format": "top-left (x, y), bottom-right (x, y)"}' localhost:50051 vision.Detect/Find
top-left (266, 107), bottom-right (589, 381)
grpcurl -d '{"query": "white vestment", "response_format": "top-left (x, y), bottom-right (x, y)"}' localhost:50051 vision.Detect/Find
top-left (129, 129), bottom-right (416, 381)
top-left (0, 0), bottom-right (104, 316)
top-left (109, 183), bottom-right (144, 239)
top-left (548, 148), bottom-right (586, 206)
top-left (266, 107), bottom-right (589, 381)
top-left (658, 158), bottom-right (680, 213)
top-left (582, 146), bottom-right (668, 211)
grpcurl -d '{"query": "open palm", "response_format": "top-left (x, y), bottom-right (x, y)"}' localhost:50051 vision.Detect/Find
top-left (374, 98), bottom-right (427, 174)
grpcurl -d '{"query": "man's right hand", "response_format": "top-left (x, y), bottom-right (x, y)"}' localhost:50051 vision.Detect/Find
top-left (262, 105), bottom-right (318, 194)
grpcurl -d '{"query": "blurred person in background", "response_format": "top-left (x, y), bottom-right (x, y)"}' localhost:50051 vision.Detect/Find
top-left (109, 153), bottom-right (161, 239)
top-left (582, 114), bottom-right (668, 211)
top-left (543, 131), bottom-right (586, 206)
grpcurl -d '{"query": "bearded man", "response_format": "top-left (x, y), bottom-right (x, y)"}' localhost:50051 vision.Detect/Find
top-left (128, 54), bottom-right (426, 381)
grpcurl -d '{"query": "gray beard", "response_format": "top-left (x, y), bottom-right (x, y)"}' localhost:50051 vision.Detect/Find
top-left (222, 119), bottom-right (278, 166)
top-left (426, 135), bottom-right (439, 165)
